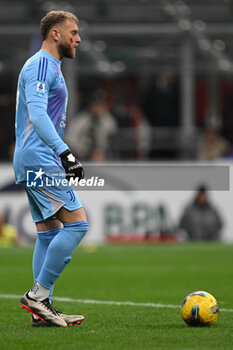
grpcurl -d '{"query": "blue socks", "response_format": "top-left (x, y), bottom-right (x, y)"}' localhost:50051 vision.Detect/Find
top-left (33, 228), bottom-right (61, 300)
top-left (36, 221), bottom-right (88, 289)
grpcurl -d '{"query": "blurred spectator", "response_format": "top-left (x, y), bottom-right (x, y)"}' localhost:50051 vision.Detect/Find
top-left (0, 212), bottom-right (19, 248)
top-left (222, 86), bottom-right (233, 146)
top-left (65, 91), bottom-right (118, 161)
top-left (143, 71), bottom-right (180, 159)
top-left (179, 186), bottom-right (223, 241)
top-left (198, 127), bottom-right (230, 161)
top-left (125, 101), bottom-right (151, 159)
top-left (112, 96), bottom-right (151, 160)
top-left (144, 71), bottom-right (180, 127)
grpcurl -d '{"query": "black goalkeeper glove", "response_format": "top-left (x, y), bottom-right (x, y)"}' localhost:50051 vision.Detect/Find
top-left (60, 149), bottom-right (85, 181)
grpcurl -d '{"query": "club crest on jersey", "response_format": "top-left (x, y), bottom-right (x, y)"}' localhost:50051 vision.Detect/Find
top-left (37, 82), bottom-right (45, 94)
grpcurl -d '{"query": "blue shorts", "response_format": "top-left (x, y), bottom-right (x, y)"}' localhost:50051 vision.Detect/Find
top-left (23, 181), bottom-right (82, 223)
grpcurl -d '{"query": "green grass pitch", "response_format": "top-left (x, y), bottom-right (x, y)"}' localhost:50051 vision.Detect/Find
top-left (0, 242), bottom-right (233, 350)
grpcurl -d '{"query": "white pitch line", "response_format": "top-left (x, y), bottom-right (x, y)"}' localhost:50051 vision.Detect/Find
top-left (0, 294), bottom-right (232, 312)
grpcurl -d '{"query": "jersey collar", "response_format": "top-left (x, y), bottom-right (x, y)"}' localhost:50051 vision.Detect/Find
top-left (39, 49), bottom-right (61, 66)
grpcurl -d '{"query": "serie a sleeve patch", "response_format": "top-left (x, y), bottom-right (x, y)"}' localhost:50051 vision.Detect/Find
top-left (36, 82), bottom-right (45, 94)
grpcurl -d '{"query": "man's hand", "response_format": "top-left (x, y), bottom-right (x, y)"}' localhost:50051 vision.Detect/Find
top-left (60, 149), bottom-right (85, 181)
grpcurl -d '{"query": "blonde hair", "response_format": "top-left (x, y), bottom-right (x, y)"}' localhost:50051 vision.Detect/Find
top-left (40, 11), bottom-right (78, 40)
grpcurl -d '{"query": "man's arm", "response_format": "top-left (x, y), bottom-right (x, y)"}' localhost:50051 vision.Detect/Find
top-left (24, 60), bottom-right (68, 155)
top-left (24, 59), bottom-right (84, 179)
top-left (27, 102), bottom-right (68, 156)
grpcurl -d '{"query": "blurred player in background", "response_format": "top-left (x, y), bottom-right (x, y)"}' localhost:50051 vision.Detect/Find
top-left (0, 212), bottom-right (19, 248)
top-left (13, 11), bottom-right (88, 327)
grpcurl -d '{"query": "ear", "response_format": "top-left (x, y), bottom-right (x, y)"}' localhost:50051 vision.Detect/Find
top-left (51, 28), bottom-right (60, 42)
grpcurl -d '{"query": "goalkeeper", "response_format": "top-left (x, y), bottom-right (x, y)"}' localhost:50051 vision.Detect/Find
top-left (13, 10), bottom-right (88, 327)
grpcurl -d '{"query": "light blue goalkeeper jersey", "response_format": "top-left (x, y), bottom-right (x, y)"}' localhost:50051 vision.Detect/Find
top-left (13, 49), bottom-right (69, 183)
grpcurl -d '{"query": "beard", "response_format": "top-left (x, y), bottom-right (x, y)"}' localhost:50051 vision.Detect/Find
top-left (58, 40), bottom-right (75, 59)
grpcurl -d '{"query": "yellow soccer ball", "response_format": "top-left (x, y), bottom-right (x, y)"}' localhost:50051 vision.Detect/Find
top-left (181, 291), bottom-right (219, 326)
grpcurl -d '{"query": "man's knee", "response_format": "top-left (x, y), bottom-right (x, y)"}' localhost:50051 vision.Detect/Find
top-left (63, 221), bottom-right (89, 240)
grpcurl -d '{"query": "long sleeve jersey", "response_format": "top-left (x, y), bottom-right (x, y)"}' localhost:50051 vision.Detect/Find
top-left (13, 49), bottom-right (69, 183)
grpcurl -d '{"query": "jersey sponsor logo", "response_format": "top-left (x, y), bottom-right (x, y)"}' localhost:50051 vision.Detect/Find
top-left (37, 82), bottom-right (45, 94)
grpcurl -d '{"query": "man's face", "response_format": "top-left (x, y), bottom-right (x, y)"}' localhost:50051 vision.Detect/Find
top-left (57, 19), bottom-right (81, 59)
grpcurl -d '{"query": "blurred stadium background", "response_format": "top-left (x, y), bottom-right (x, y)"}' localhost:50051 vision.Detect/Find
top-left (0, 0), bottom-right (233, 245)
